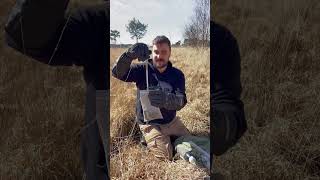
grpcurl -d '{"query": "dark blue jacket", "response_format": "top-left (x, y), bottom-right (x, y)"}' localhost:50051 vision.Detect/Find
top-left (112, 59), bottom-right (187, 125)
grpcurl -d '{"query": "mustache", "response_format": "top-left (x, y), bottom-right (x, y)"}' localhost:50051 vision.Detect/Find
top-left (156, 58), bottom-right (165, 62)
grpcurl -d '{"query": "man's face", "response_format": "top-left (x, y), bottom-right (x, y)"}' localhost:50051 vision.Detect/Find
top-left (152, 43), bottom-right (171, 69)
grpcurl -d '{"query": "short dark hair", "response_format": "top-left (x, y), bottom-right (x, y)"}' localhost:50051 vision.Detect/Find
top-left (152, 35), bottom-right (171, 49)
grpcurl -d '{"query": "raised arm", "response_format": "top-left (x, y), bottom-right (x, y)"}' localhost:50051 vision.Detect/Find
top-left (4, 0), bottom-right (108, 67)
top-left (111, 43), bottom-right (150, 82)
top-left (211, 21), bottom-right (247, 156)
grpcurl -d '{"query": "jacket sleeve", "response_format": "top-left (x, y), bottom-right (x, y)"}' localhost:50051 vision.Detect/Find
top-left (4, 0), bottom-right (108, 67)
top-left (211, 21), bottom-right (247, 156)
top-left (170, 70), bottom-right (187, 111)
top-left (111, 52), bottom-right (143, 82)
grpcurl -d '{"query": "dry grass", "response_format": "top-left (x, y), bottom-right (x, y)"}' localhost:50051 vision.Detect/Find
top-left (0, 0), bottom-right (209, 179)
top-left (3, 0), bottom-right (318, 179)
top-left (213, 0), bottom-right (320, 179)
top-left (0, 0), bottom-right (101, 179)
top-left (110, 47), bottom-right (210, 179)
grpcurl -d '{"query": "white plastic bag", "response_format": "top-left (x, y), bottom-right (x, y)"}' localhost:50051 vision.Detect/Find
top-left (139, 90), bottom-right (163, 122)
top-left (138, 61), bottom-right (163, 123)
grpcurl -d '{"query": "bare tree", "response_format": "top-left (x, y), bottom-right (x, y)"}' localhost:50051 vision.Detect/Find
top-left (184, 0), bottom-right (210, 47)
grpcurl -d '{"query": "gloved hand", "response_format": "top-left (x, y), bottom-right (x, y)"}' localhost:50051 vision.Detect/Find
top-left (126, 43), bottom-right (151, 61)
top-left (148, 89), bottom-right (166, 108)
top-left (148, 89), bottom-right (186, 110)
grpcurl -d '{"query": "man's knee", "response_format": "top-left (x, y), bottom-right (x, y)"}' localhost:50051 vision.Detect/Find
top-left (161, 117), bottom-right (190, 138)
top-left (171, 117), bottom-right (190, 136)
top-left (139, 124), bottom-right (173, 160)
top-left (147, 135), bottom-right (173, 160)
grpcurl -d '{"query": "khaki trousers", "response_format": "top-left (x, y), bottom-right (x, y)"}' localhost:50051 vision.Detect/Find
top-left (139, 117), bottom-right (190, 160)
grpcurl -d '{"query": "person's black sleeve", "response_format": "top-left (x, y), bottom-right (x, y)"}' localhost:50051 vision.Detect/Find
top-left (211, 21), bottom-right (247, 156)
top-left (111, 52), bottom-right (144, 82)
top-left (4, 0), bottom-right (109, 67)
top-left (172, 70), bottom-right (187, 110)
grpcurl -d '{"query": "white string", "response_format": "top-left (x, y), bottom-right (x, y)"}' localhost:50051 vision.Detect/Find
top-left (124, 63), bottom-right (134, 82)
top-left (19, 16), bottom-right (26, 55)
top-left (114, 58), bottom-right (149, 83)
top-left (48, 13), bottom-right (72, 65)
top-left (145, 61), bottom-right (149, 91)
top-left (19, 9), bottom-right (72, 65)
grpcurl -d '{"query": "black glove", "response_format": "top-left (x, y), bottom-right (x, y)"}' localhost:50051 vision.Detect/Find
top-left (148, 89), bottom-right (186, 110)
top-left (148, 89), bottom-right (166, 108)
top-left (126, 43), bottom-right (151, 61)
top-left (212, 103), bottom-right (247, 156)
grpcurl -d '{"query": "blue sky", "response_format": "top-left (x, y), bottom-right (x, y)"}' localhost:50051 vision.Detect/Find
top-left (110, 0), bottom-right (197, 45)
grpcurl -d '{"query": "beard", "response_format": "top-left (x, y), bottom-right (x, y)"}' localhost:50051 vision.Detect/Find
top-left (154, 58), bottom-right (168, 69)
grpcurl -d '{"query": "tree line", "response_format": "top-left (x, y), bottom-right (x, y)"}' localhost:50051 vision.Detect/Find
top-left (110, 0), bottom-right (209, 47)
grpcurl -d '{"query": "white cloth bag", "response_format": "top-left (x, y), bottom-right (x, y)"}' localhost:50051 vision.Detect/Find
top-left (139, 61), bottom-right (163, 122)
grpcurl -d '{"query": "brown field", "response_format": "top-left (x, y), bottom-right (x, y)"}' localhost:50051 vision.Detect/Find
top-left (0, 0), bottom-right (210, 179)
top-left (1, 0), bottom-right (320, 179)
top-left (0, 0), bottom-right (99, 179)
top-left (213, 0), bottom-right (320, 179)
top-left (110, 47), bottom-right (210, 179)
top-left (0, 11), bottom-right (210, 179)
